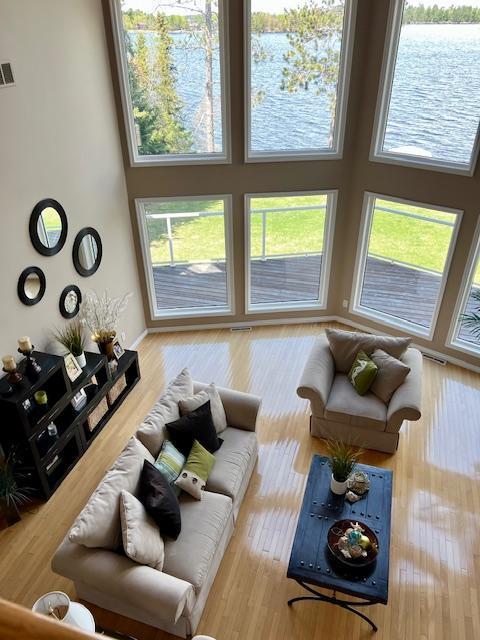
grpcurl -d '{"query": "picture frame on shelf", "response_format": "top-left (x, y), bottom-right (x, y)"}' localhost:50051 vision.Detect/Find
top-left (71, 388), bottom-right (87, 412)
top-left (112, 340), bottom-right (125, 361)
top-left (64, 353), bottom-right (82, 382)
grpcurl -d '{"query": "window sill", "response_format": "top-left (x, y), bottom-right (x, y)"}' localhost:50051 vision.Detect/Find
top-left (245, 149), bottom-right (342, 164)
top-left (369, 150), bottom-right (475, 177)
top-left (150, 306), bottom-right (235, 321)
top-left (246, 301), bottom-right (326, 315)
top-left (349, 305), bottom-right (433, 340)
top-left (130, 154), bottom-right (231, 168)
top-left (446, 337), bottom-right (480, 358)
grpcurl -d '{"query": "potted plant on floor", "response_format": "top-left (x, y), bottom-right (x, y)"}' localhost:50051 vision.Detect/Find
top-left (0, 450), bottom-right (30, 529)
top-left (325, 440), bottom-right (363, 495)
top-left (461, 289), bottom-right (480, 340)
top-left (81, 290), bottom-right (131, 360)
top-left (53, 319), bottom-right (87, 368)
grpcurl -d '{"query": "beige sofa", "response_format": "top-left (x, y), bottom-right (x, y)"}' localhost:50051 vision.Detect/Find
top-left (297, 336), bottom-right (422, 453)
top-left (52, 380), bottom-right (261, 639)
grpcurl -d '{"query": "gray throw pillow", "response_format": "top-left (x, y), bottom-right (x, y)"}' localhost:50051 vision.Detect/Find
top-left (370, 349), bottom-right (411, 404)
top-left (120, 490), bottom-right (165, 570)
top-left (179, 383), bottom-right (227, 434)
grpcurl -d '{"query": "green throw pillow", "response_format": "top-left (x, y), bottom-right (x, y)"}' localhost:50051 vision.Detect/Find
top-left (348, 350), bottom-right (378, 395)
top-left (174, 440), bottom-right (215, 500)
top-left (155, 440), bottom-right (185, 494)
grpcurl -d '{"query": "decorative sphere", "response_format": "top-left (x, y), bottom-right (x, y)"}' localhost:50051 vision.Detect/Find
top-left (348, 530), bottom-right (362, 545)
top-left (359, 535), bottom-right (371, 549)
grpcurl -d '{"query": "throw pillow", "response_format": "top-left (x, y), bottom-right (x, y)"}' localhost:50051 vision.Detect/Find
top-left (326, 328), bottom-right (411, 373)
top-left (119, 490), bottom-right (164, 570)
top-left (136, 368), bottom-right (193, 456)
top-left (155, 440), bottom-right (185, 495)
top-left (348, 351), bottom-right (378, 395)
top-left (175, 440), bottom-right (216, 500)
top-left (166, 400), bottom-right (222, 457)
top-left (179, 383), bottom-right (227, 434)
top-left (68, 437), bottom-right (154, 550)
top-left (370, 348), bottom-right (411, 404)
top-left (138, 460), bottom-right (181, 540)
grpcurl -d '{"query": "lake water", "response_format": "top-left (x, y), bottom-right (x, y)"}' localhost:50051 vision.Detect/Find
top-left (160, 25), bottom-right (480, 160)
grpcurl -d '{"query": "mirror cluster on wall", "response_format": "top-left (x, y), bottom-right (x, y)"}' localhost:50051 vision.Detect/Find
top-left (18, 198), bottom-right (103, 317)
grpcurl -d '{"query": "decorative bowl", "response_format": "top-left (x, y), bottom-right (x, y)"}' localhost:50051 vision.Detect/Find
top-left (327, 519), bottom-right (379, 568)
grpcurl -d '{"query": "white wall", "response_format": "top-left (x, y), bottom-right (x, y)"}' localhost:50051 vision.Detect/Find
top-left (0, 0), bottom-right (145, 360)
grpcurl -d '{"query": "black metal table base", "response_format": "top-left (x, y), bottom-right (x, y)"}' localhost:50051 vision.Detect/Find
top-left (288, 580), bottom-right (378, 632)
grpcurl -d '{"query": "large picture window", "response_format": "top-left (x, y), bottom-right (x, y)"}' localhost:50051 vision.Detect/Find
top-left (245, 191), bottom-right (337, 312)
top-left (245, 0), bottom-right (356, 161)
top-left (372, 0), bottom-right (480, 174)
top-left (111, 0), bottom-right (229, 165)
top-left (136, 196), bottom-right (234, 318)
top-left (351, 194), bottom-right (462, 338)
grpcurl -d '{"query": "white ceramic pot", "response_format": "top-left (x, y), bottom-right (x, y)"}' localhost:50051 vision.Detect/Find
top-left (330, 474), bottom-right (348, 495)
top-left (75, 351), bottom-right (86, 368)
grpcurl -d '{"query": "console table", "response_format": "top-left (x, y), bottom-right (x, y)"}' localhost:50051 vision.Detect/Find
top-left (287, 455), bottom-right (393, 631)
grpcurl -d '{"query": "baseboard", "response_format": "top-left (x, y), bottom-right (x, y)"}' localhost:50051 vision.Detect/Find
top-left (129, 329), bottom-right (148, 350)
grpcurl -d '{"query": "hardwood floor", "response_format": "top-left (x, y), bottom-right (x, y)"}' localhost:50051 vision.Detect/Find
top-left (1, 322), bottom-right (479, 640)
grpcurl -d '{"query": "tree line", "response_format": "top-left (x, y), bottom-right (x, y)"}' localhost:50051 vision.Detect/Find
top-left (403, 4), bottom-right (480, 24)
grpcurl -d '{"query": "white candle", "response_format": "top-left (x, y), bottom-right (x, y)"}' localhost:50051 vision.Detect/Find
top-left (2, 355), bottom-right (16, 372)
top-left (18, 336), bottom-right (32, 351)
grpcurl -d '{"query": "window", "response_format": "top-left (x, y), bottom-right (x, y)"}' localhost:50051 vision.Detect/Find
top-left (111, 0), bottom-right (229, 165)
top-left (448, 221), bottom-right (480, 355)
top-left (372, 0), bottom-right (480, 174)
top-left (245, 0), bottom-right (356, 161)
top-left (136, 196), bottom-right (234, 318)
top-left (245, 191), bottom-right (337, 312)
top-left (351, 193), bottom-right (461, 338)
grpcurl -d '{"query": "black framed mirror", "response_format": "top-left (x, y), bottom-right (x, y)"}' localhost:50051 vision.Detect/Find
top-left (29, 198), bottom-right (68, 257)
top-left (59, 285), bottom-right (82, 319)
top-left (18, 266), bottom-right (46, 306)
top-left (73, 227), bottom-right (102, 277)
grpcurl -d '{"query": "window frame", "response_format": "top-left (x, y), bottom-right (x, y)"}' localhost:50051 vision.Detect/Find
top-left (447, 218), bottom-right (480, 356)
top-left (370, 0), bottom-right (480, 176)
top-left (110, 0), bottom-right (231, 167)
top-left (244, 189), bottom-right (338, 314)
top-left (244, 0), bottom-right (357, 163)
top-left (350, 191), bottom-right (463, 340)
top-left (135, 194), bottom-right (235, 320)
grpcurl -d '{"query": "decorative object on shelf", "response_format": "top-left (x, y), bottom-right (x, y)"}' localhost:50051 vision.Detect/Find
top-left (53, 320), bottom-right (86, 368)
top-left (324, 439), bottom-right (363, 495)
top-left (29, 198), bottom-right (68, 257)
top-left (328, 520), bottom-right (379, 568)
top-left (347, 470), bottom-right (370, 496)
top-left (63, 353), bottom-right (83, 382)
top-left (87, 397), bottom-right (109, 432)
top-left (0, 449), bottom-right (30, 529)
top-left (112, 339), bottom-right (125, 361)
top-left (345, 490), bottom-right (362, 503)
top-left (59, 285), bottom-right (82, 319)
top-left (107, 374), bottom-right (127, 407)
top-left (71, 388), bottom-right (87, 411)
top-left (34, 390), bottom-right (48, 406)
top-left (47, 423), bottom-right (58, 439)
top-left (2, 355), bottom-right (23, 386)
top-left (17, 336), bottom-right (42, 379)
top-left (73, 227), bottom-right (103, 277)
top-left (17, 266), bottom-right (46, 306)
top-left (81, 290), bottom-right (131, 360)
top-left (108, 360), bottom-right (118, 374)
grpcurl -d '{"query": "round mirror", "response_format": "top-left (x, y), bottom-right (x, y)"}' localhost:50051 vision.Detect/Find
top-left (30, 198), bottom-right (68, 256)
top-left (73, 227), bottom-right (102, 277)
top-left (18, 267), bottom-right (46, 306)
top-left (59, 285), bottom-right (82, 319)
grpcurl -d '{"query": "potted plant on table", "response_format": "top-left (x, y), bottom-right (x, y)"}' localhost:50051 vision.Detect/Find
top-left (53, 320), bottom-right (87, 368)
top-left (81, 290), bottom-right (131, 360)
top-left (0, 450), bottom-right (30, 529)
top-left (325, 440), bottom-right (363, 495)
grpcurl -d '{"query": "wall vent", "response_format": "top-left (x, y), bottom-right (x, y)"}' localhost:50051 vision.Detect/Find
top-left (230, 326), bottom-right (252, 332)
top-left (0, 62), bottom-right (15, 87)
top-left (422, 353), bottom-right (447, 366)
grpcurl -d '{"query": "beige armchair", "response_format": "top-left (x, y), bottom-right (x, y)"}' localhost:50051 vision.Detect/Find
top-left (297, 336), bottom-right (422, 454)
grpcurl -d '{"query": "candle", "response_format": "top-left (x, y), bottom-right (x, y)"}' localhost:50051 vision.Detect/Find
top-left (18, 336), bottom-right (32, 352)
top-left (2, 355), bottom-right (16, 372)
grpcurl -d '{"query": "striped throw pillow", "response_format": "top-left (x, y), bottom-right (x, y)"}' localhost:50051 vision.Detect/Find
top-left (154, 440), bottom-right (185, 488)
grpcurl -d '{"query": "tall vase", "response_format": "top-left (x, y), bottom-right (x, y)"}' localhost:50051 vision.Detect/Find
top-left (98, 338), bottom-right (115, 361)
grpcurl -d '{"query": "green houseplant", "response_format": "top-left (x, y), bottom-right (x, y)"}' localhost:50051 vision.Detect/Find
top-left (325, 440), bottom-right (363, 495)
top-left (53, 320), bottom-right (86, 368)
top-left (0, 450), bottom-right (30, 528)
top-left (461, 289), bottom-right (480, 341)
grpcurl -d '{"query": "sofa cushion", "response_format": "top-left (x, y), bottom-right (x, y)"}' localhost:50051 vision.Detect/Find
top-left (69, 437), bottom-right (154, 550)
top-left (138, 460), bottom-right (182, 540)
top-left (162, 490), bottom-right (232, 592)
top-left (325, 374), bottom-right (387, 431)
top-left (136, 369), bottom-right (193, 456)
top-left (119, 490), bottom-right (165, 570)
top-left (205, 427), bottom-right (258, 502)
top-left (179, 383), bottom-right (227, 434)
top-left (370, 348), bottom-right (411, 404)
top-left (325, 329), bottom-right (411, 373)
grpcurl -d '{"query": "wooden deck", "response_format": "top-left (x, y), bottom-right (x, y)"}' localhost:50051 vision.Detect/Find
top-left (152, 255), bottom-right (478, 340)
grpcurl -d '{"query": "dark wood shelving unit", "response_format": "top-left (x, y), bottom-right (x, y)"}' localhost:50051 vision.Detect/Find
top-left (0, 350), bottom-right (140, 500)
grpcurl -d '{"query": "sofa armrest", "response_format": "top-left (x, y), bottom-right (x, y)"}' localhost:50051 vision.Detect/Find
top-left (193, 382), bottom-right (261, 432)
top-left (296, 337), bottom-right (335, 416)
top-left (386, 348), bottom-right (423, 434)
top-left (52, 537), bottom-right (195, 625)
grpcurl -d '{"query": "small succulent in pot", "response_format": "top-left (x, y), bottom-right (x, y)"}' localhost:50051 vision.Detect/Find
top-left (0, 450), bottom-right (30, 529)
top-left (80, 290), bottom-right (131, 359)
top-left (325, 440), bottom-right (363, 495)
top-left (53, 319), bottom-right (87, 367)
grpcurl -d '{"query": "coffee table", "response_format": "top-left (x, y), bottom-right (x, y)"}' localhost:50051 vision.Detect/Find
top-left (287, 455), bottom-right (392, 631)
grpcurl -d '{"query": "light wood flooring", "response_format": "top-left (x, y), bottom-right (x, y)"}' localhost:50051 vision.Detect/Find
top-left (1, 322), bottom-right (480, 640)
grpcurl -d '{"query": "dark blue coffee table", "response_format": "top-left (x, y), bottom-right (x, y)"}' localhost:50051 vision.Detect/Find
top-left (287, 455), bottom-right (393, 631)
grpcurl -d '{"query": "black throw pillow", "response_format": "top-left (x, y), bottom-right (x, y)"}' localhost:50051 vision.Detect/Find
top-left (166, 400), bottom-right (222, 457)
top-left (138, 460), bottom-right (181, 540)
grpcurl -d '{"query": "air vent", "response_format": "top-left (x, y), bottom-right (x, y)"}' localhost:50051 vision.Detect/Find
top-left (422, 353), bottom-right (447, 366)
top-left (230, 326), bottom-right (252, 332)
top-left (0, 62), bottom-right (15, 87)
